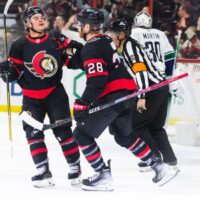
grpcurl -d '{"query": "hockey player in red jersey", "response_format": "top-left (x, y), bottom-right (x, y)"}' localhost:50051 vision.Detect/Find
top-left (72, 8), bottom-right (177, 191)
top-left (0, 6), bottom-right (82, 188)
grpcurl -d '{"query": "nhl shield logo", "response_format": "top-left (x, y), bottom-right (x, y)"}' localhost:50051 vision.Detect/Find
top-left (24, 51), bottom-right (58, 79)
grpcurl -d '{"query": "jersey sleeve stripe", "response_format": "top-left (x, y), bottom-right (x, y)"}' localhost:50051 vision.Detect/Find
top-left (165, 51), bottom-right (175, 61)
top-left (64, 38), bottom-right (71, 48)
top-left (86, 71), bottom-right (109, 78)
top-left (9, 56), bottom-right (24, 65)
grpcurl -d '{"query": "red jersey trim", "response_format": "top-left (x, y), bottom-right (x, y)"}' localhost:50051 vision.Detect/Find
top-left (22, 86), bottom-right (56, 99)
top-left (64, 58), bottom-right (70, 66)
top-left (63, 38), bottom-right (71, 48)
top-left (100, 79), bottom-right (137, 98)
top-left (86, 71), bottom-right (109, 78)
top-left (26, 33), bottom-right (49, 44)
top-left (83, 58), bottom-right (107, 67)
top-left (9, 56), bottom-right (24, 65)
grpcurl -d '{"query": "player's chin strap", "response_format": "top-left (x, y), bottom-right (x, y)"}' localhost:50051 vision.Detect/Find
top-left (30, 24), bottom-right (44, 34)
top-left (19, 73), bottom-right (189, 131)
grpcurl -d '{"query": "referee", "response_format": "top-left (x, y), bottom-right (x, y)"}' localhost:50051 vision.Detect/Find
top-left (107, 19), bottom-right (178, 172)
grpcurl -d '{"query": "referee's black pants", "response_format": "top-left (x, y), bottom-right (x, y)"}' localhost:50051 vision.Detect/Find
top-left (132, 85), bottom-right (177, 163)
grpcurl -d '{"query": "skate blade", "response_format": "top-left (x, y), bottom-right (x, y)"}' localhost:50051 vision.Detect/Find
top-left (70, 176), bottom-right (82, 186)
top-left (157, 168), bottom-right (179, 186)
top-left (81, 183), bottom-right (114, 191)
top-left (33, 178), bottom-right (55, 188)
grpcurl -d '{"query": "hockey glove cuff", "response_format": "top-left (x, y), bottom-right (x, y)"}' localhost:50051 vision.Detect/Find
top-left (73, 99), bottom-right (90, 123)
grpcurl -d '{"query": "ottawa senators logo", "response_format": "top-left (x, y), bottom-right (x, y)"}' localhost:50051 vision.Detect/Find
top-left (24, 51), bottom-right (58, 79)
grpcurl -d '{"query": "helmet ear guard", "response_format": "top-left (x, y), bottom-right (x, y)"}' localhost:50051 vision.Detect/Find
top-left (134, 11), bottom-right (152, 28)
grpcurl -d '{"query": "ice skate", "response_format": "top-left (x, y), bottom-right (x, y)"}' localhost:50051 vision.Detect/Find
top-left (81, 159), bottom-right (113, 191)
top-left (165, 161), bottom-right (180, 173)
top-left (68, 163), bottom-right (81, 186)
top-left (138, 160), bottom-right (180, 173)
top-left (151, 159), bottom-right (178, 186)
top-left (32, 165), bottom-right (55, 188)
top-left (138, 160), bottom-right (154, 172)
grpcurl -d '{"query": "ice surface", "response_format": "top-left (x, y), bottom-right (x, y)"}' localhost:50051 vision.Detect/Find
top-left (0, 113), bottom-right (200, 200)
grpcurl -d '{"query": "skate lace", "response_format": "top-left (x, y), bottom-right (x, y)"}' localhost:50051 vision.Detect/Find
top-left (69, 165), bottom-right (79, 174)
top-left (88, 172), bottom-right (101, 183)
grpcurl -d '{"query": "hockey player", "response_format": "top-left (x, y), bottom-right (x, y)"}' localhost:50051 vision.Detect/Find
top-left (0, 6), bottom-right (82, 188)
top-left (131, 11), bottom-right (180, 171)
top-left (72, 8), bottom-right (178, 191)
top-left (107, 18), bottom-right (179, 174)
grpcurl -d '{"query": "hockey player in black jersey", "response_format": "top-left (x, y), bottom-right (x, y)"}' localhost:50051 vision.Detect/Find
top-left (71, 8), bottom-right (177, 191)
top-left (107, 18), bottom-right (179, 180)
top-left (0, 6), bottom-right (82, 188)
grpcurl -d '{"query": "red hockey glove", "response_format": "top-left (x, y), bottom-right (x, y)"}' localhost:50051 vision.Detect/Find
top-left (73, 99), bottom-right (89, 123)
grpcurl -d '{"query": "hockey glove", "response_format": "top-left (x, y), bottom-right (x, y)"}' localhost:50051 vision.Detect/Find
top-left (169, 81), bottom-right (184, 98)
top-left (0, 60), bottom-right (11, 76)
top-left (0, 60), bottom-right (19, 82)
top-left (52, 31), bottom-right (71, 50)
top-left (73, 99), bottom-right (89, 123)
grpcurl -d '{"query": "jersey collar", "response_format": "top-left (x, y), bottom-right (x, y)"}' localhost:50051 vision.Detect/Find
top-left (26, 33), bottom-right (49, 44)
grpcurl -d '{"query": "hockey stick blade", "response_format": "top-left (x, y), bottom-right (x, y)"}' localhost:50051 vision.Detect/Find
top-left (20, 73), bottom-right (189, 131)
top-left (3, 0), bottom-right (14, 16)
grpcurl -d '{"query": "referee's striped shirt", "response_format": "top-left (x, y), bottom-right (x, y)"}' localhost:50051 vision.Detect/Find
top-left (123, 37), bottom-right (164, 97)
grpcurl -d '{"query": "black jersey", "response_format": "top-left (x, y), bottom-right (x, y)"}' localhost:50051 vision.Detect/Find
top-left (80, 34), bottom-right (137, 103)
top-left (8, 32), bottom-right (71, 99)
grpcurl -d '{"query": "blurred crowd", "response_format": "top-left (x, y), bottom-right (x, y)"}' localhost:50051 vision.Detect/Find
top-left (10, 0), bottom-right (200, 59)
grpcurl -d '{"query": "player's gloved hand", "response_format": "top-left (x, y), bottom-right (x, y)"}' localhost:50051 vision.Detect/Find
top-left (52, 31), bottom-right (71, 50)
top-left (0, 60), bottom-right (11, 76)
top-left (73, 99), bottom-right (90, 123)
top-left (169, 81), bottom-right (184, 98)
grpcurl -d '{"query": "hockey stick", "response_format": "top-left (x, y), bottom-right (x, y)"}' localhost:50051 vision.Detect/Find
top-left (173, 30), bottom-right (182, 72)
top-left (3, 0), bottom-right (14, 157)
top-left (20, 73), bottom-right (189, 131)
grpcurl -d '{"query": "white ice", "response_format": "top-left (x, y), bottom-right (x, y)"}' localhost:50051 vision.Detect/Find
top-left (0, 112), bottom-right (200, 200)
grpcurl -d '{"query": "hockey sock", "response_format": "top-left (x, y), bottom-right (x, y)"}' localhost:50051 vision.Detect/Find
top-left (128, 138), bottom-right (152, 162)
top-left (28, 138), bottom-right (48, 165)
top-left (80, 142), bottom-right (105, 172)
top-left (59, 136), bottom-right (80, 165)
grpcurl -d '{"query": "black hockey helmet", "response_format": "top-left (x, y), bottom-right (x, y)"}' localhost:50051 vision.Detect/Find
top-left (23, 6), bottom-right (45, 23)
top-left (77, 8), bottom-right (104, 26)
top-left (108, 19), bottom-right (131, 37)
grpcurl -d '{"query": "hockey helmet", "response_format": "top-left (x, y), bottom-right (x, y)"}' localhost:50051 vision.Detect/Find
top-left (108, 19), bottom-right (131, 37)
top-left (77, 8), bottom-right (104, 30)
top-left (23, 6), bottom-right (45, 23)
top-left (134, 11), bottom-right (152, 28)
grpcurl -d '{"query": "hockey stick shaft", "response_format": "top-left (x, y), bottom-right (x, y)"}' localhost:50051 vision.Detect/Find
top-left (4, 0), bottom-right (14, 157)
top-left (20, 73), bottom-right (189, 131)
top-left (173, 30), bottom-right (182, 71)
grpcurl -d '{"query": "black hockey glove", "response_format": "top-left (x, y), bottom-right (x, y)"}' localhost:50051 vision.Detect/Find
top-left (73, 99), bottom-right (90, 123)
top-left (66, 40), bottom-right (83, 51)
top-left (52, 31), bottom-right (71, 50)
top-left (0, 60), bottom-right (19, 82)
top-left (0, 60), bottom-right (11, 76)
